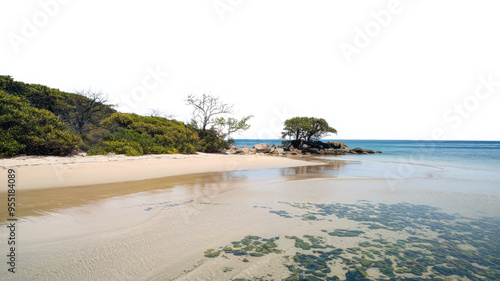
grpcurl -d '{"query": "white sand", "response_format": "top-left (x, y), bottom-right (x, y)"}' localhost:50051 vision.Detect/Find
top-left (0, 153), bottom-right (320, 190)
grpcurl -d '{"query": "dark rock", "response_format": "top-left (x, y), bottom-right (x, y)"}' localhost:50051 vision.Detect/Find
top-left (273, 140), bottom-right (380, 156)
top-left (353, 148), bottom-right (364, 153)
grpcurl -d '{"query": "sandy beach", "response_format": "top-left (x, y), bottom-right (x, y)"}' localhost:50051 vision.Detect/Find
top-left (0, 153), bottom-right (320, 190)
top-left (1, 154), bottom-right (499, 280)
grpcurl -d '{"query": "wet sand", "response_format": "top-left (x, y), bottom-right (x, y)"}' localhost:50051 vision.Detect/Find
top-left (0, 157), bottom-right (499, 280)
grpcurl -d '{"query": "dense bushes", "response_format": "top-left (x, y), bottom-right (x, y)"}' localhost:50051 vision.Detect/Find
top-left (0, 76), bottom-right (231, 157)
top-left (196, 129), bottom-right (230, 153)
top-left (86, 113), bottom-right (199, 156)
top-left (0, 91), bottom-right (80, 157)
top-left (0, 75), bottom-right (116, 135)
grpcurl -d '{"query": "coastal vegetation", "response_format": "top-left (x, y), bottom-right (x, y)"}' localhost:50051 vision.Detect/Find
top-left (0, 90), bottom-right (80, 157)
top-left (186, 93), bottom-right (253, 146)
top-left (1, 76), bottom-right (375, 157)
top-left (85, 113), bottom-right (199, 155)
top-left (0, 76), bottom-right (248, 157)
top-left (186, 93), bottom-right (234, 138)
top-left (282, 117), bottom-right (337, 143)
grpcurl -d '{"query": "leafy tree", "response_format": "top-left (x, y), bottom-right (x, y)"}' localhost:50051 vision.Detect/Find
top-left (281, 117), bottom-right (337, 142)
top-left (281, 117), bottom-right (309, 141)
top-left (185, 93), bottom-right (252, 152)
top-left (305, 117), bottom-right (337, 142)
top-left (0, 91), bottom-right (80, 157)
top-left (186, 93), bottom-right (233, 137)
top-left (213, 115), bottom-right (253, 141)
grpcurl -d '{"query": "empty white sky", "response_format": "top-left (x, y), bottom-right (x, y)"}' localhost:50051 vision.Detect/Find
top-left (2, 0), bottom-right (500, 140)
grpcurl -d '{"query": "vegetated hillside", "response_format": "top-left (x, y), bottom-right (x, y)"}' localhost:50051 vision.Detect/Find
top-left (0, 75), bottom-right (116, 135)
top-left (0, 76), bottom-right (222, 157)
top-left (0, 90), bottom-right (80, 157)
top-left (86, 113), bottom-right (198, 156)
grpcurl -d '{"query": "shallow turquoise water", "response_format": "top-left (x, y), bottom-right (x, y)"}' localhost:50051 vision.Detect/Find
top-left (234, 139), bottom-right (500, 193)
top-left (234, 139), bottom-right (500, 169)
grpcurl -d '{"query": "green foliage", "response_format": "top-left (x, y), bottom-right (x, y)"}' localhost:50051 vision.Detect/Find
top-left (0, 76), bottom-right (116, 135)
top-left (282, 117), bottom-right (309, 141)
top-left (213, 115), bottom-right (253, 140)
top-left (282, 117), bottom-right (337, 142)
top-left (186, 93), bottom-right (249, 152)
top-left (87, 113), bottom-right (198, 156)
top-left (195, 129), bottom-right (230, 153)
top-left (0, 91), bottom-right (80, 157)
top-left (1, 76), bottom-right (229, 156)
top-left (88, 140), bottom-right (143, 156)
top-left (186, 93), bottom-right (233, 138)
top-left (0, 75), bottom-right (67, 113)
top-left (0, 132), bottom-right (24, 158)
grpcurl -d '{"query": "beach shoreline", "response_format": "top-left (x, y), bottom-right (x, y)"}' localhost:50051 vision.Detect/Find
top-left (1, 151), bottom-right (499, 280)
top-left (0, 153), bottom-right (321, 190)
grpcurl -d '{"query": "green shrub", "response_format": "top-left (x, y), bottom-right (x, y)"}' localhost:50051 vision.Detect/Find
top-left (0, 91), bottom-right (80, 157)
top-left (196, 130), bottom-right (229, 153)
top-left (0, 75), bottom-right (116, 135)
top-left (88, 113), bottom-right (199, 156)
top-left (0, 133), bottom-right (24, 158)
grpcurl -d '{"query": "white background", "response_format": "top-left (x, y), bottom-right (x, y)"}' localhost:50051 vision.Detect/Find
top-left (1, 0), bottom-right (500, 140)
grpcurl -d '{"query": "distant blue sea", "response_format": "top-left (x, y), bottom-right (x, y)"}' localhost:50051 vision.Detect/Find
top-left (234, 139), bottom-right (500, 188)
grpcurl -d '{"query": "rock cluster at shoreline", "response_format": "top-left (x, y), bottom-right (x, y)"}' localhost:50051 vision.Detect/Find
top-left (220, 141), bottom-right (381, 156)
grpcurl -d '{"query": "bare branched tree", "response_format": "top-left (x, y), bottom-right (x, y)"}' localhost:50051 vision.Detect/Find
top-left (186, 93), bottom-right (233, 137)
top-left (148, 109), bottom-right (175, 119)
top-left (73, 89), bottom-right (110, 134)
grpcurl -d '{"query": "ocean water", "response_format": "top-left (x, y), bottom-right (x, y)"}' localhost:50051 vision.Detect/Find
top-left (234, 139), bottom-right (500, 168)
top-left (234, 139), bottom-right (500, 192)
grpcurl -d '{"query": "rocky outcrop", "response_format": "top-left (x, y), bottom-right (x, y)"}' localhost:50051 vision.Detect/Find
top-left (352, 147), bottom-right (380, 154)
top-left (352, 147), bottom-right (364, 153)
top-left (219, 141), bottom-right (381, 156)
top-left (253, 143), bottom-right (272, 153)
top-left (284, 140), bottom-right (381, 155)
top-left (328, 142), bottom-right (350, 151)
top-left (220, 143), bottom-right (274, 155)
